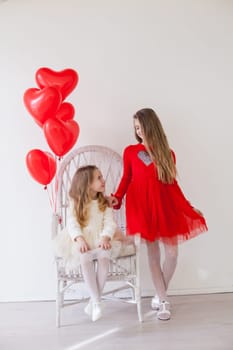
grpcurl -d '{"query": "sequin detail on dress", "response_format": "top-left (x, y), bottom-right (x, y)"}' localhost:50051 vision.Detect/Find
top-left (137, 150), bottom-right (152, 166)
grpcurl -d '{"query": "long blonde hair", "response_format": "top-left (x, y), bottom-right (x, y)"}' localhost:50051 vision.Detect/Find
top-left (134, 108), bottom-right (177, 184)
top-left (69, 165), bottom-right (108, 227)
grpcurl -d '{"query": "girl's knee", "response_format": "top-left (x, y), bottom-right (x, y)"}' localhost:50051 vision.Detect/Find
top-left (98, 249), bottom-right (111, 260)
top-left (146, 239), bottom-right (159, 250)
top-left (80, 251), bottom-right (92, 263)
top-left (165, 244), bottom-right (178, 260)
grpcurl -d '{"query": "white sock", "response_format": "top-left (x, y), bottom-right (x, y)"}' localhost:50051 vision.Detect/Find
top-left (80, 252), bottom-right (100, 302)
top-left (162, 243), bottom-right (178, 290)
top-left (146, 240), bottom-right (167, 301)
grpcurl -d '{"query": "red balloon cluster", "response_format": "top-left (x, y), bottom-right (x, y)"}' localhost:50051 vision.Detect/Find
top-left (24, 67), bottom-right (80, 185)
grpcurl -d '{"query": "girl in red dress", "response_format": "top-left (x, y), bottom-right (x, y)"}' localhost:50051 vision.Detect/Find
top-left (110, 108), bottom-right (208, 320)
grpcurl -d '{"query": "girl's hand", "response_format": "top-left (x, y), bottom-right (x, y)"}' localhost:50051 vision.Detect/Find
top-left (99, 236), bottom-right (112, 250)
top-left (106, 195), bottom-right (119, 207)
top-left (193, 207), bottom-right (203, 217)
top-left (74, 236), bottom-right (90, 253)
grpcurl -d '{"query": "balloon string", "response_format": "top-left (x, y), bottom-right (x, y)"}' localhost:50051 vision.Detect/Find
top-left (45, 186), bottom-right (54, 212)
top-left (50, 178), bottom-right (55, 212)
top-left (53, 158), bottom-right (57, 214)
top-left (53, 156), bottom-right (61, 214)
top-left (44, 155), bottom-right (63, 214)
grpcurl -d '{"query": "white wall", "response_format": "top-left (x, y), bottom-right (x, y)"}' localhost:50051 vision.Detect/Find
top-left (0, 0), bottom-right (233, 302)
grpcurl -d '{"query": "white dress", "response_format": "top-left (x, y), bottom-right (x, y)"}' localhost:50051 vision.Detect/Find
top-left (53, 199), bottom-right (121, 270)
top-left (67, 199), bottom-right (117, 248)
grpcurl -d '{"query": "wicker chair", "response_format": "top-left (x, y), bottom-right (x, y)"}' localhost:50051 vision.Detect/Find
top-left (52, 145), bottom-right (142, 327)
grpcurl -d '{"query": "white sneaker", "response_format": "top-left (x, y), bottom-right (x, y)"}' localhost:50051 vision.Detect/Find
top-left (84, 301), bottom-right (92, 317)
top-left (91, 302), bottom-right (102, 322)
top-left (151, 295), bottom-right (160, 310)
top-left (157, 301), bottom-right (171, 321)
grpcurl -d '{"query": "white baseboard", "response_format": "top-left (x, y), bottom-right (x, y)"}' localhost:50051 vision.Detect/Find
top-left (142, 286), bottom-right (233, 297)
top-left (2, 286), bottom-right (233, 303)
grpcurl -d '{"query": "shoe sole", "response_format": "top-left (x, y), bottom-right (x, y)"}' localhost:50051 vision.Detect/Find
top-left (157, 312), bottom-right (171, 321)
top-left (92, 311), bottom-right (102, 322)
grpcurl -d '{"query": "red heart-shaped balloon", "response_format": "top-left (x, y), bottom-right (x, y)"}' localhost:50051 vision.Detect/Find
top-left (36, 67), bottom-right (79, 100)
top-left (56, 102), bottom-right (75, 121)
top-left (23, 86), bottom-right (62, 127)
top-left (26, 149), bottom-right (57, 185)
top-left (43, 118), bottom-right (80, 157)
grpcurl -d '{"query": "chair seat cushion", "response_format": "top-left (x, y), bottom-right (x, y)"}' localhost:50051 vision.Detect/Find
top-left (119, 242), bottom-right (136, 257)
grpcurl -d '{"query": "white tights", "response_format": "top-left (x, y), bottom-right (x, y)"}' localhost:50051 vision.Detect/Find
top-left (79, 248), bottom-right (111, 303)
top-left (146, 240), bottom-right (178, 302)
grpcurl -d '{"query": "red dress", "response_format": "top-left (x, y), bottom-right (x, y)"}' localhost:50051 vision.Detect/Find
top-left (113, 143), bottom-right (208, 244)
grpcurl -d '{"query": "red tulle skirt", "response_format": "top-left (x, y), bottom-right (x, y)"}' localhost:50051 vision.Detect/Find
top-left (125, 176), bottom-right (207, 245)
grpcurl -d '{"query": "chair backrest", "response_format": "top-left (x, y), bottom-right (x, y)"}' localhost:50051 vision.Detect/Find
top-left (55, 145), bottom-right (125, 233)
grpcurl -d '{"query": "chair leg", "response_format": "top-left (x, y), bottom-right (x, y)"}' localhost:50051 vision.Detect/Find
top-left (56, 279), bottom-right (62, 328)
top-left (136, 290), bottom-right (143, 322)
top-left (135, 233), bottom-right (143, 322)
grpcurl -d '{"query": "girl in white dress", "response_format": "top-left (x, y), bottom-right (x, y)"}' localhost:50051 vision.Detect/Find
top-left (67, 165), bottom-right (117, 322)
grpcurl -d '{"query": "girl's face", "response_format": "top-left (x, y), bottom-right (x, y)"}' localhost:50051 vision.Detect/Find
top-left (134, 118), bottom-right (144, 141)
top-left (89, 169), bottom-right (105, 198)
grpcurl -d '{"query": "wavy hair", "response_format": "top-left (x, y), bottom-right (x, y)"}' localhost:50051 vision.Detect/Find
top-left (134, 108), bottom-right (177, 184)
top-left (69, 165), bottom-right (108, 227)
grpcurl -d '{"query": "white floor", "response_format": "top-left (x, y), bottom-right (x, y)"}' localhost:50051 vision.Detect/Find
top-left (0, 293), bottom-right (233, 350)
